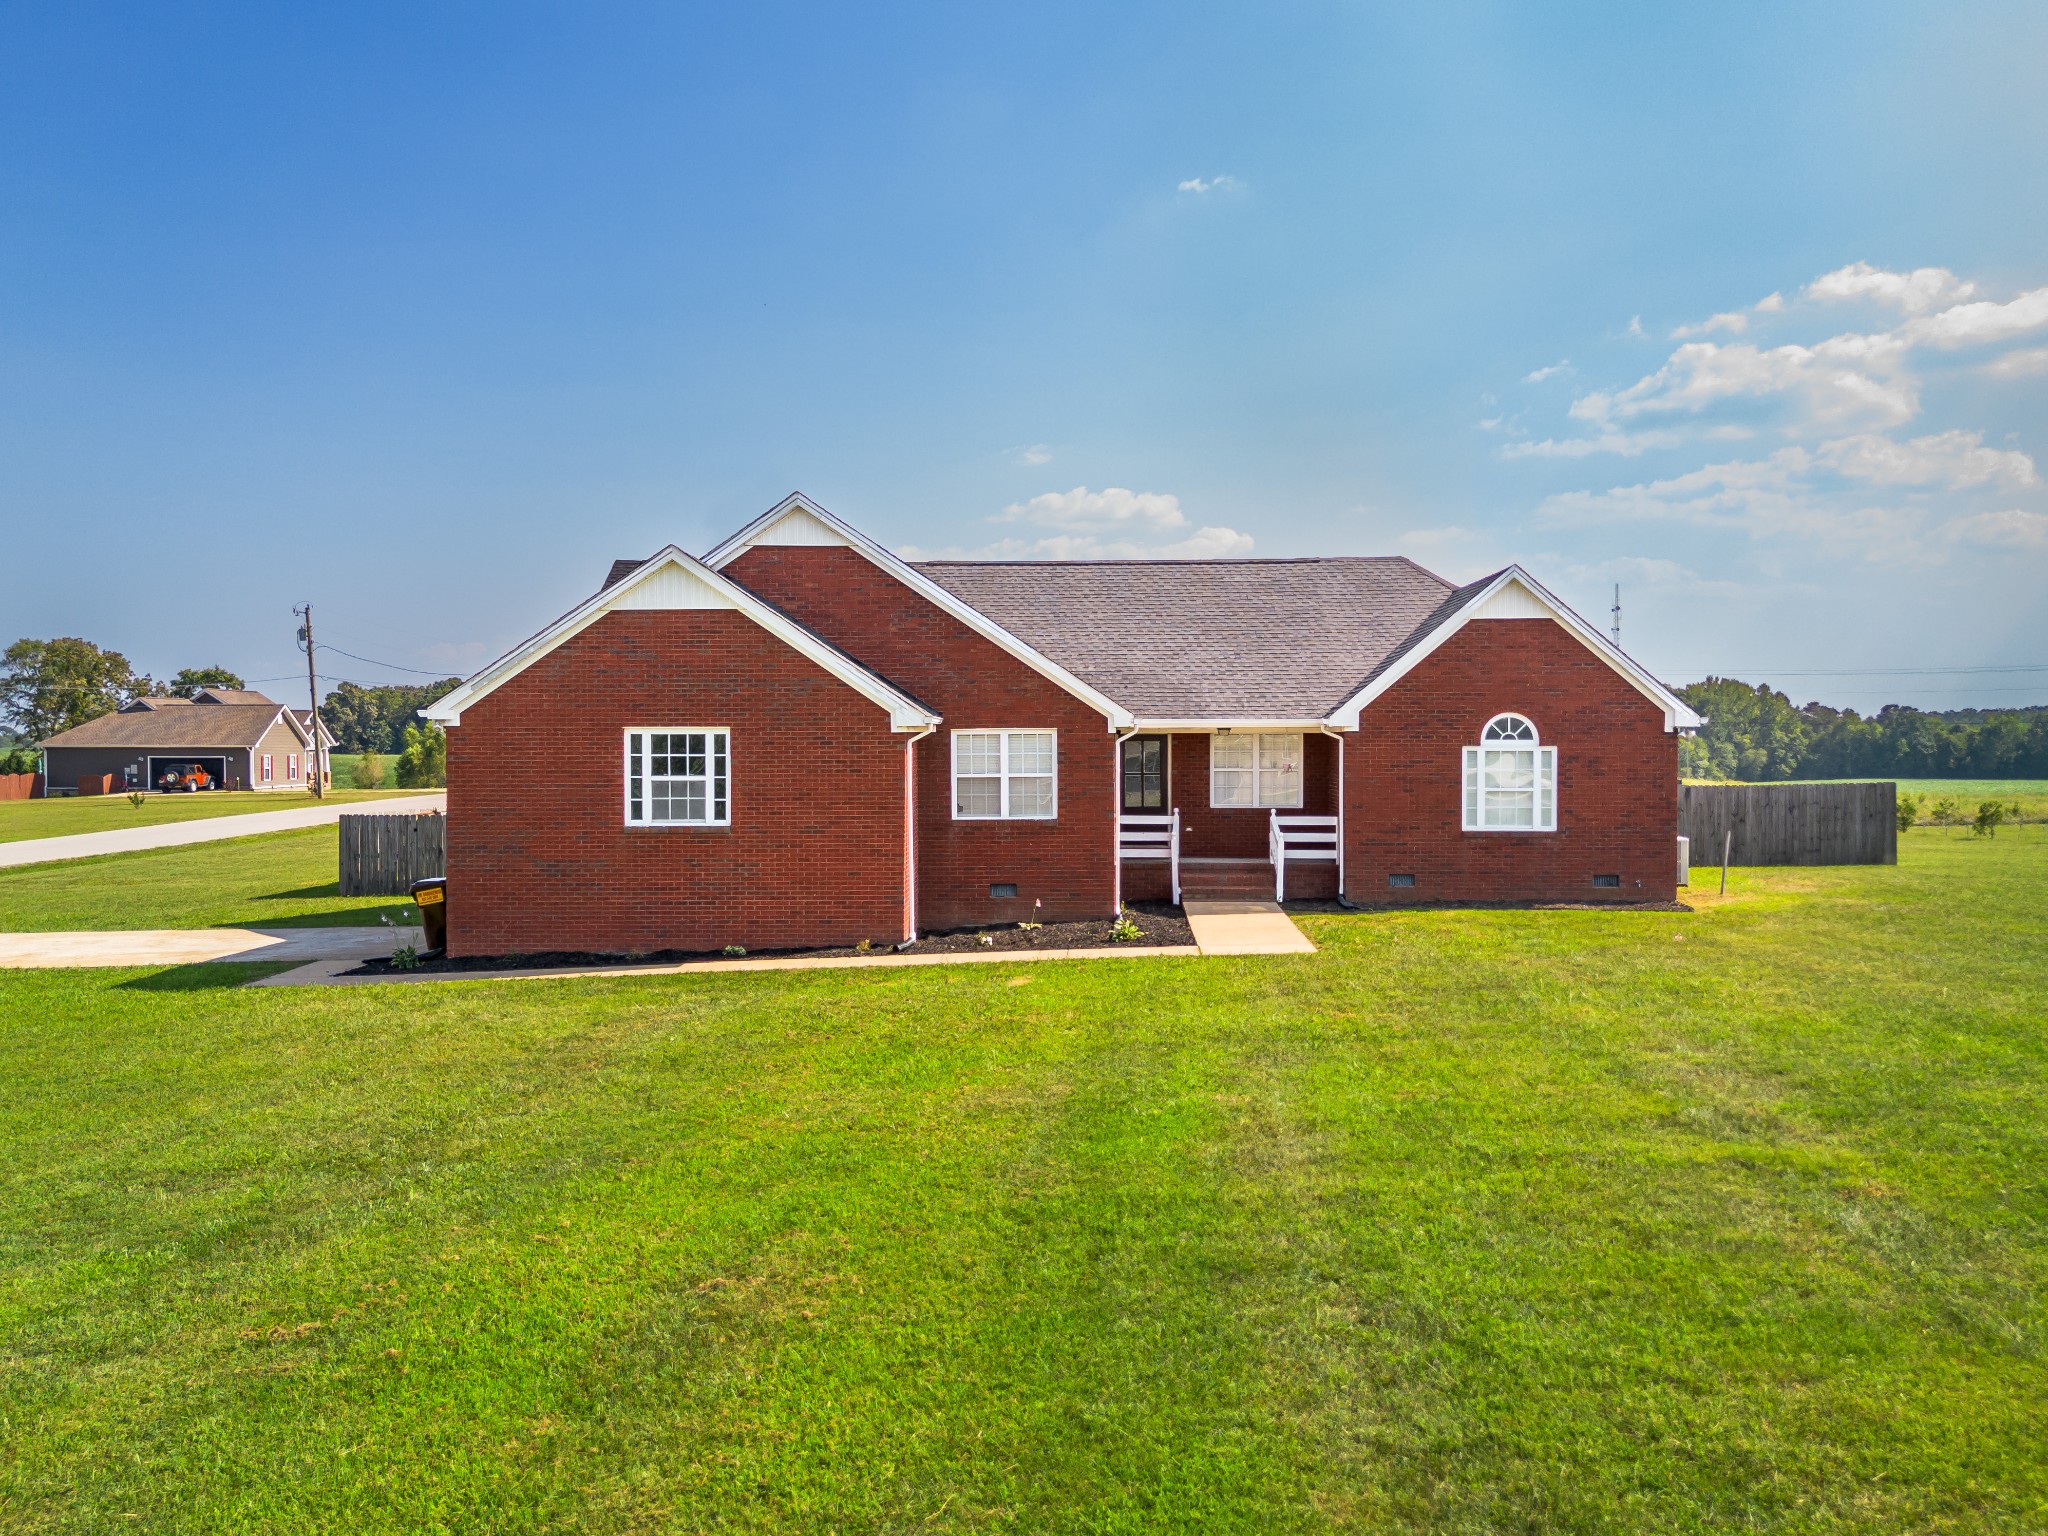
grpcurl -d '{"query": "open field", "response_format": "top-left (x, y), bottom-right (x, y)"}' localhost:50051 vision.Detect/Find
top-left (0, 827), bottom-right (2042, 1531)
top-left (0, 787), bottom-right (434, 845)
top-left (1889, 778), bottom-right (2048, 821)
top-left (0, 827), bottom-right (414, 931)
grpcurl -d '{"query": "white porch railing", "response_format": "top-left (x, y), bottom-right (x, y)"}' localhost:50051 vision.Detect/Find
top-left (1269, 812), bottom-right (1340, 902)
top-left (1118, 809), bottom-right (1181, 904)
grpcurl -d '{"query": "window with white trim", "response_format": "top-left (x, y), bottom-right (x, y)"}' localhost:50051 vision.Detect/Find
top-left (1209, 731), bottom-right (1303, 808)
top-left (625, 729), bottom-right (729, 825)
top-left (287, 753), bottom-right (299, 781)
top-left (952, 730), bottom-right (1057, 819)
top-left (1463, 713), bottom-right (1557, 831)
top-left (260, 754), bottom-right (273, 783)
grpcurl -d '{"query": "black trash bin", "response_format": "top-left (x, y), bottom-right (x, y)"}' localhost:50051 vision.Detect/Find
top-left (409, 877), bottom-right (448, 956)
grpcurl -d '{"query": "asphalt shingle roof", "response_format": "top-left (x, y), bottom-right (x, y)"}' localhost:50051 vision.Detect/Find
top-left (38, 695), bottom-right (299, 751)
top-left (911, 557), bottom-right (1462, 719)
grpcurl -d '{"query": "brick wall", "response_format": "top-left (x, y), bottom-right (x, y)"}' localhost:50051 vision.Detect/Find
top-left (445, 608), bottom-right (908, 956)
top-left (1168, 730), bottom-right (1338, 858)
top-left (1344, 618), bottom-right (1679, 904)
top-left (724, 545), bottom-right (1118, 929)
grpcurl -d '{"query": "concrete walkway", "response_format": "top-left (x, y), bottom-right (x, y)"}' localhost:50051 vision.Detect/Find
top-left (0, 926), bottom-right (422, 968)
top-left (1181, 899), bottom-right (1319, 955)
top-left (0, 793), bottom-right (445, 869)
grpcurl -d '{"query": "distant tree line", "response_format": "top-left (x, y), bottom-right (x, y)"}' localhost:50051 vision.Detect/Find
top-left (1678, 678), bottom-right (2048, 781)
top-left (318, 679), bottom-right (463, 754)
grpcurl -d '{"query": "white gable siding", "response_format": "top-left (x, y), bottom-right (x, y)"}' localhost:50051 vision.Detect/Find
top-left (745, 503), bottom-right (853, 549)
top-left (1470, 579), bottom-right (1550, 620)
top-left (610, 561), bottom-right (734, 611)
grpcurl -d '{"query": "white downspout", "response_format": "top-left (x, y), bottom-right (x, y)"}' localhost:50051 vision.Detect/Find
top-left (1112, 726), bottom-right (1140, 916)
top-left (901, 724), bottom-right (936, 947)
top-left (1319, 725), bottom-right (1350, 906)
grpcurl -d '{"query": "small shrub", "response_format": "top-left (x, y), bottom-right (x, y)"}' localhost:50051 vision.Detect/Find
top-left (353, 751), bottom-right (386, 789)
top-left (390, 944), bottom-right (419, 971)
top-left (1894, 792), bottom-right (1921, 832)
top-left (854, 938), bottom-right (873, 954)
top-left (1109, 908), bottom-right (1143, 944)
top-left (395, 722), bottom-right (446, 789)
top-left (1972, 801), bottom-right (2006, 838)
top-left (127, 790), bottom-right (147, 809)
top-left (0, 746), bottom-right (37, 776)
top-left (1930, 796), bottom-right (1962, 827)
top-left (976, 933), bottom-right (994, 947)
top-left (722, 944), bottom-right (746, 957)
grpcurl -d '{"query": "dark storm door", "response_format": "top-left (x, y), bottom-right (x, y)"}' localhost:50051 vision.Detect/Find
top-left (1120, 736), bottom-right (1166, 811)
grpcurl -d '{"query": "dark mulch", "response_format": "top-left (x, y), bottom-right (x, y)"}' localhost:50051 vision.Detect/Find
top-left (347, 902), bottom-right (1194, 976)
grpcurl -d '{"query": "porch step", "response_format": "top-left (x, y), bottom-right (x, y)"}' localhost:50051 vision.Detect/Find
top-left (1178, 858), bottom-right (1274, 900)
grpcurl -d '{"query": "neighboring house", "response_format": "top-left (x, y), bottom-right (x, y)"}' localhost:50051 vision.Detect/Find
top-left (426, 494), bottom-right (1702, 956)
top-left (37, 688), bottom-right (323, 795)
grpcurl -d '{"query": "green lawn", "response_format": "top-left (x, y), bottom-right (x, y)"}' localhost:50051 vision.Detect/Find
top-left (0, 827), bottom-right (414, 931)
top-left (0, 786), bottom-right (435, 844)
top-left (0, 830), bottom-right (2043, 1532)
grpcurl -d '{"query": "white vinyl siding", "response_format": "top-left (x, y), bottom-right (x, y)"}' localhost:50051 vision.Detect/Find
top-left (1209, 731), bottom-right (1303, 809)
top-left (952, 730), bottom-right (1057, 819)
top-left (1462, 714), bottom-right (1557, 831)
top-left (624, 729), bottom-right (730, 826)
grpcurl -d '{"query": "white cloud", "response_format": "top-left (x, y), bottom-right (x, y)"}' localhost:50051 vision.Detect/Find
top-left (1815, 430), bottom-right (2036, 491)
top-left (1943, 509), bottom-right (2048, 551)
top-left (1985, 346), bottom-right (2048, 379)
top-left (1900, 285), bottom-right (2048, 349)
top-left (1805, 261), bottom-right (1976, 314)
top-left (1627, 315), bottom-right (1646, 338)
top-left (1177, 175), bottom-right (1243, 194)
top-left (1754, 292), bottom-right (1786, 313)
top-left (1501, 427), bottom-right (1691, 459)
top-left (905, 485), bottom-right (1254, 560)
top-left (1579, 337), bottom-right (1917, 433)
top-left (1523, 360), bottom-right (1572, 383)
top-left (1671, 310), bottom-right (1749, 339)
top-left (1009, 444), bottom-right (1053, 466)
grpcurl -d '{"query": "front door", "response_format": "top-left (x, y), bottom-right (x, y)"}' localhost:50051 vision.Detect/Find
top-left (1120, 736), bottom-right (1166, 811)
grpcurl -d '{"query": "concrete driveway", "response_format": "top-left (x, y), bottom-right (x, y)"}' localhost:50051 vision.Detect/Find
top-left (0, 793), bottom-right (445, 870)
top-left (0, 926), bottom-right (423, 968)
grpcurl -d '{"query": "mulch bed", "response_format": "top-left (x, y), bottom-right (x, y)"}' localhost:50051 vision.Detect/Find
top-left (347, 902), bottom-right (1194, 976)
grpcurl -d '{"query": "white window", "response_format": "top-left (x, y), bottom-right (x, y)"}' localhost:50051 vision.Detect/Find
top-left (260, 754), bottom-right (273, 783)
top-left (952, 730), bottom-right (1057, 819)
top-left (1463, 713), bottom-right (1557, 831)
top-left (1209, 731), bottom-right (1303, 808)
top-left (624, 729), bottom-right (729, 826)
top-left (287, 753), bottom-right (299, 781)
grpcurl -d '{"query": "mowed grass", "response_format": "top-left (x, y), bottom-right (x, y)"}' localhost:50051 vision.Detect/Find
top-left (0, 827), bottom-right (414, 931)
top-left (1890, 778), bottom-right (2048, 820)
top-left (0, 832), bottom-right (2044, 1533)
top-left (0, 787), bottom-right (433, 844)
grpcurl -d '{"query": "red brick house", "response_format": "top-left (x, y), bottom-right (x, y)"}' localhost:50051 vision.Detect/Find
top-left (425, 494), bottom-right (1701, 956)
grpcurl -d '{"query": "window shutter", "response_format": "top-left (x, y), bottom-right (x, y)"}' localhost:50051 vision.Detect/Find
top-left (1462, 746), bottom-right (1479, 829)
top-left (1538, 746), bottom-right (1557, 830)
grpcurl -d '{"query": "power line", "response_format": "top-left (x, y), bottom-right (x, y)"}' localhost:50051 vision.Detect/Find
top-left (1670, 664), bottom-right (2048, 677)
top-left (313, 643), bottom-right (455, 677)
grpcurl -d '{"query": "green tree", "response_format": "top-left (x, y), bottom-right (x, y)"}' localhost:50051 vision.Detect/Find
top-left (1676, 678), bottom-right (1811, 781)
top-left (167, 666), bottom-right (246, 699)
top-left (319, 678), bottom-right (463, 753)
top-left (0, 637), bottom-right (152, 741)
top-left (395, 721), bottom-right (447, 788)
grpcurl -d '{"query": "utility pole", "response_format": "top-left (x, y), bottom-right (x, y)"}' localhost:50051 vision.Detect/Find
top-left (295, 604), bottom-right (324, 800)
top-left (1611, 583), bottom-right (1622, 648)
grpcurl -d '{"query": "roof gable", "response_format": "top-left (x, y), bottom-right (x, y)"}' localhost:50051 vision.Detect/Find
top-left (1326, 566), bottom-right (1702, 730)
top-left (421, 544), bottom-right (939, 731)
top-left (705, 493), bottom-right (1135, 729)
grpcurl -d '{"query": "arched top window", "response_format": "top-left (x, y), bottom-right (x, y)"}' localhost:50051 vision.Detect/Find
top-left (1464, 713), bottom-right (1556, 832)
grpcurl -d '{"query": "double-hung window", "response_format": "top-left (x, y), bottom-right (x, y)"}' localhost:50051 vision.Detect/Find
top-left (1209, 731), bottom-right (1303, 808)
top-left (952, 730), bottom-right (1057, 819)
top-left (287, 753), bottom-right (299, 781)
top-left (625, 729), bottom-right (730, 826)
top-left (260, 754), bottom-right (273, 783)
top-left (1463, 713), bottom-right (1557, 831)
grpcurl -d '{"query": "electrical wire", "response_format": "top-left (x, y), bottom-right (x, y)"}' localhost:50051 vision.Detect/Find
top-left (313, 643), bottom-right (455, 678)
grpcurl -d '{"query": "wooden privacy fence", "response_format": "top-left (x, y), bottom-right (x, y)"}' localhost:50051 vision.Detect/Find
top-left (1679, 783), bottom-right (1895, 866)
top-left (339, 811), bottom-right (446, 895)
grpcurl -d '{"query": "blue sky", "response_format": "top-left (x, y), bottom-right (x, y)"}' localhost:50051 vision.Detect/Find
top-left (3, 1), bottom-right (2045, 710)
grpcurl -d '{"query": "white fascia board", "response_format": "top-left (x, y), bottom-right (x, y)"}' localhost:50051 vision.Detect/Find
top-left (704, 492), bottom-right (1137, 730)
top-left (421, 545), bottom-right (940, 733)
top-left (1325, 566), bottom-right (1703, 732)
top-left (1134, 719), bottom-right (1336, 733)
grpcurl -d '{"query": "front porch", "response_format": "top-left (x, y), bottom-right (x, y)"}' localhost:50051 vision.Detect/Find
top-left (1116, 728), bottom-right (1343, 904)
